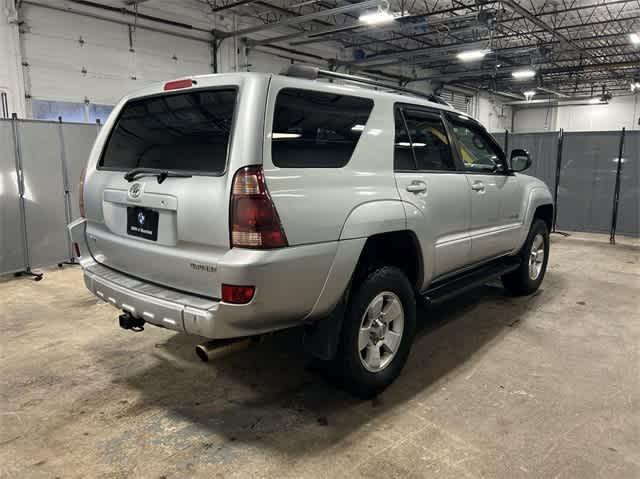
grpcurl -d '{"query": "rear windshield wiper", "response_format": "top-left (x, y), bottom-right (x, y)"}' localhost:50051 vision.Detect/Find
top-left (124, 168), bottom-right (192, 184)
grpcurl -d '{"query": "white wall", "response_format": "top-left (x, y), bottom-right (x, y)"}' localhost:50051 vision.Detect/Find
top-left (513, 95), bottom-right (639, 132)
top-left (475, 92), bottom-right (513, 133)
top-left (512, 104), bottom-right (557, 133)
top-left (9, 1), bottom-right (335, 118)
top-left (556, 95), bottom-right (639, 132)
top-left (0, 0), bottom-right (26, 117)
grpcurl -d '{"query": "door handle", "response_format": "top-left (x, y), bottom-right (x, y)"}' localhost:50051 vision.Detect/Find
top-left (471, 181), bottom-right (485, 192)
top-left (406, 181), bottom-right (427, 193)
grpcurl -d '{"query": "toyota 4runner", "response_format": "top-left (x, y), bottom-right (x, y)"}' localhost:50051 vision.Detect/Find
top-left (68, 66), bottom-right (553, 397)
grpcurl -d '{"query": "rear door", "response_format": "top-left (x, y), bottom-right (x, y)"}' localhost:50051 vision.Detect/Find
top-left (445, 113), bottom-right (523, 262)
top-left (82, 75), bottom-right (268, 298)
top-left (393, 105), bottom-right (471, 283)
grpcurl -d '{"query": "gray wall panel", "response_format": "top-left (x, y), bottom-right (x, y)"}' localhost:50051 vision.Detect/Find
top-left (616, 131), bottom-right (639, 237)
top-left (508, 132), bottom-right (558, 192)
top-left (0, 120), bottom-right (25, 275)
top-left (18, 121), bottom-right (70, 268)
top-left (556, 131), bottom-right (621, 234)
top-left (61, 123), bottom-right (97, 220)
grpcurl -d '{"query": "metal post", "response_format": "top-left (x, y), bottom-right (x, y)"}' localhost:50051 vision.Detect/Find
top-left (504, 129), bottom-right (509, 158)
top-left (609, 127), bottom-right (626, 245)
top-left (10, 113), bottom-right (43, 281)
top-left (551, 128), bottom-right (568, 235)
top-left (57, 117), bottom-right (76, 266)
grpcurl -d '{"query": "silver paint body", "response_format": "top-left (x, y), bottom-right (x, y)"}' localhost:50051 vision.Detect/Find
top-left (70, 72), bottom-right (553, 339)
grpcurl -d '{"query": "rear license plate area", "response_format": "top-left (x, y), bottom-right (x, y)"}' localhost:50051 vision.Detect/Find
top-left (127, 207), bottom-right (159, 241)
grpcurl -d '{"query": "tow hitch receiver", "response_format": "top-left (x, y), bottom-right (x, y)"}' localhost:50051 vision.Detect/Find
top-left (119, 312), bottom-right (145, 332)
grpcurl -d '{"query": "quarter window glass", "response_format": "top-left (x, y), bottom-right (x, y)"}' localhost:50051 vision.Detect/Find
top-left (448, 117), bottom-right (505, 172)
top-left (401, 110), bottom-right (455, 171)
top-left (394, 109), bottom-right (414, 170)
top-left (271, 88), bottom-right (374, 168)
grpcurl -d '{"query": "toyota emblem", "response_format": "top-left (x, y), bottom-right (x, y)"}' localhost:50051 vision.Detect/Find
top-left (129, 183), bottom-right (142, 199)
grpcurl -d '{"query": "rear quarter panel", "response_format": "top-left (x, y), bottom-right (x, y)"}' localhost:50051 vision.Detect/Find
top-left (262, 76), bottom-right (403, 246)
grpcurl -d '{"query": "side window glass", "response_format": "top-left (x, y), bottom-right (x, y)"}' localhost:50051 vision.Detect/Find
top-left (447, 116), bottom-right (506, 172)
top-left (394, 109), bottom-right (415, 170)
top-left (271, 88), bottom-right (374, 168)
top-left (402, 110), bottom-right (455, 171)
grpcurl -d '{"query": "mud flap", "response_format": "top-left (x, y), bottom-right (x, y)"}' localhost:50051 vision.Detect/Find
top-left (302, 297), bottom-right (346, 361)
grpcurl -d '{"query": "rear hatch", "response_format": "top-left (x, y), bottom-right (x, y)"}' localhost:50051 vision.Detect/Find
top-left (83, 74), bottom-right (268, 298)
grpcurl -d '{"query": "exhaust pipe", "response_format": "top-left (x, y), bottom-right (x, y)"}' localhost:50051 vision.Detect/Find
top-left (195, 337), bottom-right (254, 362)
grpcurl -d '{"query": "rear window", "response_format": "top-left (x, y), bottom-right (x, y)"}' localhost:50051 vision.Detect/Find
top-left (271, 88), bottom-right (374, 168)
top-left (99, 88), bottom-right (237, 174)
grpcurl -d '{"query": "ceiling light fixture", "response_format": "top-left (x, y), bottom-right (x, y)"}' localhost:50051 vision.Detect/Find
top-left (630, 33), bottom-right (640, 45)
top-left (272, 132), bottom-right (302, 139)
top-left (524, 90), bottom-right (536, 101)
top-left (456, 49), bottom-right (490, 61)
top-left (359, 7), bottom-right (396, 24)
top-left (512, 69), bottom-right (536, 79)
top-left (589, 97), bottom-right (603, 104)
top-left (631, 82), bottom-right (640, 92)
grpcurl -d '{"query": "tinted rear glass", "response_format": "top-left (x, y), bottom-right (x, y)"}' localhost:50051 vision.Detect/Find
top-left (99, 88), bottom-right (236, 174)
top-left (271, 88), bottom-right (374, 168)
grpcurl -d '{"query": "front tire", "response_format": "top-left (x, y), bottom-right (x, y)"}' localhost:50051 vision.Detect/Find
top-left (502, 219), bottom-right (550, 295)
top-left (334, 266), bottom-right (416, 399)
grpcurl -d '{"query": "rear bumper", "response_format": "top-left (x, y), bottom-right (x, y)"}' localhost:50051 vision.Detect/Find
top-left (68, 218), bottom-right (344, 339)
top-left (83, 262), bottom-right (218, 335)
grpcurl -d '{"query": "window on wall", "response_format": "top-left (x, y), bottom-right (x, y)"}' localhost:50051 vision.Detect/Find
top-left (31, 99), bottom-right (114, 123)
top-left (439, 90), bottom-right (474, 114)
top-left (271, 88), bottom-right (374, 168)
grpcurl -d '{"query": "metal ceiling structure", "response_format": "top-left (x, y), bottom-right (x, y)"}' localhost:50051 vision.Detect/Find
top-left (201, 0), bottom-right (640, 99)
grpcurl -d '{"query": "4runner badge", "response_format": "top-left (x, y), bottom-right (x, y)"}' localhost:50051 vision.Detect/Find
top-left (129, 183), bottom-right (142, 199)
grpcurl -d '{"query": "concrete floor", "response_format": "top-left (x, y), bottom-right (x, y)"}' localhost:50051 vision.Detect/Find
top-left (1, 232), bottom-right (638, 478)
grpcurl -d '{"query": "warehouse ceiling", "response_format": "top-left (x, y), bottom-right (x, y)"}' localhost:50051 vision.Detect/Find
top-left (200, 0), bottom-right (640, 99)
top-left (71, 0), bottom-right (640, 99)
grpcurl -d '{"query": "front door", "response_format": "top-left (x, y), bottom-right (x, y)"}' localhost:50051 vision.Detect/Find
top-left (393, 105), bottom-right (471, 287)
top-left (445, 114), bottom-right (523, 262)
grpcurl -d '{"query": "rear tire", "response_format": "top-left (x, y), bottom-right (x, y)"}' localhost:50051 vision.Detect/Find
top-left (334, 266), bottom-right (416, 399)
top-left (502, 219), bottom-right (549, 296)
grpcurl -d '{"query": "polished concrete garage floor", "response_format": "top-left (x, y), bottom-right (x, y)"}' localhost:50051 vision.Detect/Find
top-left (1, 233), bottom-right (638, 478)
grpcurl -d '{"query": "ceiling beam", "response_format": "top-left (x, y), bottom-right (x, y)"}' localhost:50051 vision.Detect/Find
top-left (218, 0), bottom-right (384, 38)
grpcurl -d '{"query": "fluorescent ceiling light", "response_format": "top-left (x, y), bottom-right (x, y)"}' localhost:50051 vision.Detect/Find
top-left (630, 33), bottom-right (640, 44)
top-left (272, 132), bottom-right (302, 139)
top-left (457, 49), bottom-right (489, 61)
top-left (396, 142), bottom-right (426, 147)
top-left (512, 69), bottom-right (536, 79)
top-left (631, 82), bottom-right (640, 91)
top-left (359, 8), bottom-right (396, 24)
top-left (589, 98), bottom-right (603, 104)
top-left (351, 124), bottom-right (365, 131)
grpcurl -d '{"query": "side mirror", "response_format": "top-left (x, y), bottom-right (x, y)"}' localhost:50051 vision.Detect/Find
top-left (510, 148), bottom-right (532, 172)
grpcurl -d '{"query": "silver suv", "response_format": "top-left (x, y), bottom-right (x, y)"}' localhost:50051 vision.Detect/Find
top-left (69, 66), bottom-right (553, 397)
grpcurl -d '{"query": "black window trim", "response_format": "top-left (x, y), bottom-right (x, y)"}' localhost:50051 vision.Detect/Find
top-left (444, 112), bottom-right (510, 176)
top-left (270, 87), bottom-right (375, 169)
top-left (393, 102), bottom-right (460, 174)
top-left (96, 85), bottom-right (240, 178)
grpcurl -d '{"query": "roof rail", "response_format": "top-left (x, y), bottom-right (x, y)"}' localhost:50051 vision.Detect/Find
top-left (281, 65), bottom-right (452, 107)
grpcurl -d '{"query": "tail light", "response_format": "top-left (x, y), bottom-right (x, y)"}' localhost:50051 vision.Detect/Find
top-left (230, 166), bottom-right (287, 249)
top-left (79, 166), bottom-right (87, 217)
top-left (222, 284), bottom-right (255, 304)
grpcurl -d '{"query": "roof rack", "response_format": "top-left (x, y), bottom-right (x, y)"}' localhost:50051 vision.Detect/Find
top-left (281, 64), bottom-right (452, 107)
